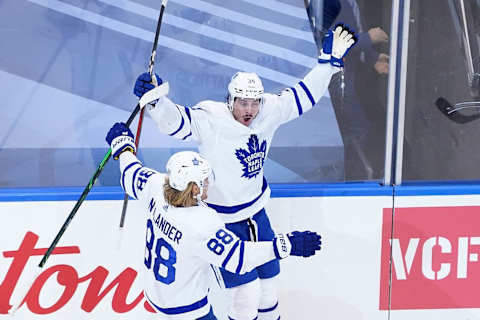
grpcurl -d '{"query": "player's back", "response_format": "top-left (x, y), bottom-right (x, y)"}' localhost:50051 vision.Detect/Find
top-left (142, 192), bottom-right (222, 319)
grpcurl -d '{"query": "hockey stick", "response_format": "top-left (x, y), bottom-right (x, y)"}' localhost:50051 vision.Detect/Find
top-left (7, 83), bottom-right (172, 314)
top-left (117, 107), bottom-right (143, 251)
top-left (7, 106), bottom-right (141, 315)
top-left (118, 110), bottom-right (145, 228)
top-left (7, 1), bottom-right (169, 315)
top-left (39, 0), bottom-right (168, 269)
top-left (119, 0), bottom-right (167, 229)
top-left (435, 97), bottom-right (480, 124)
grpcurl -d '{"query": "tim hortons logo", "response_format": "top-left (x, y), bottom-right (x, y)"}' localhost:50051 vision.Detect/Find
top-left (0, 231), bottom-right (155, 314)
top-left (379, 206), bottom-right (480, 310)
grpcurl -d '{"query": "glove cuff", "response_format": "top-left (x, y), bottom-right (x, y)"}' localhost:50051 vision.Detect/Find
top-left (318, 50), bottom-right (331, 64)
top-left (111, 135), bottom-right (136, 160)
top-left (330, 57), bottom-right (344, 68)
top-left (273, 233), bottom-right (292, 259)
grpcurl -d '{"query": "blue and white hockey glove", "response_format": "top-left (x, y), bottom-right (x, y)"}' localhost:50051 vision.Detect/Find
top-left (273, 231), bottom-right (322, 259)
top-left (318, 23), bottom-right (357, 67)
top-left (133, 72), bottom-right (163, 98)
top-left (106, 122), bottom-right (136, 160)
top-left (318, 26), bottom-right (334, 64)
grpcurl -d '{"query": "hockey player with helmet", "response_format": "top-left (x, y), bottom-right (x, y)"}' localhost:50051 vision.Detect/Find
top-left (106, 122), bottom-right (322, 320)
top-left (133, 24), bottom-right (357, 320)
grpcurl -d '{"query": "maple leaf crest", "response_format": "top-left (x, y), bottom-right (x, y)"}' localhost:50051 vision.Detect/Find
top-left (235, 134), bottom-right (267, 179)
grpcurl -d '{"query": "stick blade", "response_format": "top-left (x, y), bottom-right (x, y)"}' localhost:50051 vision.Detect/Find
top-left (139, 82), bottom-right (169, 109)
top-left (435, 97), bottom-right (480, 124)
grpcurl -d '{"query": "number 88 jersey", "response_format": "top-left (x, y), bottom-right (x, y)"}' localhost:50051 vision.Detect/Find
top-left (119, 153), bottom-right (276, 319)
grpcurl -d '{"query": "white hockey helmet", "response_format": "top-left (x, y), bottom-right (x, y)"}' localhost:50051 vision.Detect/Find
top-left (166, 151), bottom-right (213, 199)
top-left (227, 72), bottom-right (264, 111)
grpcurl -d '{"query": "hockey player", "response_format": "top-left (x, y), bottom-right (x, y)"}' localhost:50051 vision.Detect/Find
top-left (133, 24), bottom-right (356, 320)
top-left (106, 122), bottom-right (322, 320)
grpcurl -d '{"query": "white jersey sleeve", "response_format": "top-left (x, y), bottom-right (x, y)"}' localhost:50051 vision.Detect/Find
top-left (193, 222), bottom-right (277, 275)
top-left (118, 151), bottom-right (163, 202)
top-left (264, 62), bottom-right (338, 125)
top-left (147, 96), bottom-right (211, 144)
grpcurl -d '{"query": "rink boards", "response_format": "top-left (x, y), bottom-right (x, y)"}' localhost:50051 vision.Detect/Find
top-left (1, 184), bottom-right (480, 319)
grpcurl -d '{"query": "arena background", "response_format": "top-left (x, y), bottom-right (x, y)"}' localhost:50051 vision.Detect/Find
top-left (1, 0), bottom-right (480, 319)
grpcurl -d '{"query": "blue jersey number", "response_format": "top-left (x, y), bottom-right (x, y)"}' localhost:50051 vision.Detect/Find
top-left (207, 229), bottom-right (234, 255)
top-left (144, 219), bottom-right (176, 284)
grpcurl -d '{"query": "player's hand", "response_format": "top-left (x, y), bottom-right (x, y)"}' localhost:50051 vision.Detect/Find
top-left (273, 231), bottom-right (322, 259)
top-left (106, 122), bottom-right (136, 160)
top-left (368, 27), bottom-right (389, 44)
top-left (134, 72), bottom-right (163, 98)
top-left (331, 23), bottom-right (357, 67)
top-left (374, 53), bottom-right (389, 75)
top-left (319, 23), bottom-right (357, 67)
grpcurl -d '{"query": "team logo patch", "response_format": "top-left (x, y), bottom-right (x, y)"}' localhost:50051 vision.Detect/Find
top-left (235, 134), bottom-right (266, 179)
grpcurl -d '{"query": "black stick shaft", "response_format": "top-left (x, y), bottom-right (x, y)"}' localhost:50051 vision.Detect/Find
top-left (38, 0), bottom-right (168, 268)
top-left (118, 0), bottom-right (168, 228)
top-left (39, 104), bottom-right (141, 268)
top-left (119, 106), bottom-right (145, 227)
top-left (149, 1), bottom-right (167, 76)
top-left (119, 193), bottom-right (129, 228)
top-left (40, 1), bottom-right (169, 268)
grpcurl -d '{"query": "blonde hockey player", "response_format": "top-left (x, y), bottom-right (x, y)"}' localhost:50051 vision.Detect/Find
top-left (133, 24), bottom-right (356, 320)
top-left (106, 122), bottom-right (322, 320)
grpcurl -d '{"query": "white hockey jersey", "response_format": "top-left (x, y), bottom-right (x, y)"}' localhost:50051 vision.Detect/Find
top-left (149, 63), bottom-right (337, 223)
top-left (118, 152), bottom-right (277, 319)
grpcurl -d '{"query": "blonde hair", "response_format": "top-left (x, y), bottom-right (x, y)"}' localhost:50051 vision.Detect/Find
top-left (163, 177), bottom-right (198, 207)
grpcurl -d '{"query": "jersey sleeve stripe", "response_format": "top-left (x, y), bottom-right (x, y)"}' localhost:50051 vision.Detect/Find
top-left (258, 301), bottom-right (278, 313)
top-left (144, 292), bottom-right (209, 315)
top-left (299, 81), bottom-right (315, 107)
top-left (206, 178), bottom-right (268, 214)
top-left (121, 161), bottom-right (141, 191)
top-left (289, 87), bottom-right (303, 116)
top-left (210, 265), bottom-right (223, 288)
top-left (221, 240), bottom-right (239, 269)
top-left (182, 132), bottom-right (192, 140)
top-left (184, 106), bottom-right (192, 123)
top-left (168, 106), bottom-right (185, 136)
top-left (235, 241), bottom-right (245, 274)
top-left (131, 166), bottom-right (142, 200)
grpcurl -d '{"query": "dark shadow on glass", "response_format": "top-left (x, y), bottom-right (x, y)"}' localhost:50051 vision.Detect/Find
top-left (403, 0), bottom-right (480, 181)
top-left (306, 0), bottom-right (391, 181)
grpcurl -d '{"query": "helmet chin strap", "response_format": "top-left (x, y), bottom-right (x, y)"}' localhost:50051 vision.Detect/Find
top-left (194, 184), bottom-right (204, 205)
top-left (227, 96), bottom-right (234, 112)
top-left (195, 194), bottom-right (203, 205)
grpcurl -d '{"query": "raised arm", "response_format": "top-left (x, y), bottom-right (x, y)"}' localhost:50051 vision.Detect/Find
top-left (271, 23), bottom-right (358, 124)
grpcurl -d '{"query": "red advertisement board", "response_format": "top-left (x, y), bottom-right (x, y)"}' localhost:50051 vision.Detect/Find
top-left (380, 206), bottom-right (480, 310)
top-left (0, 231), bottom-right (154, 315)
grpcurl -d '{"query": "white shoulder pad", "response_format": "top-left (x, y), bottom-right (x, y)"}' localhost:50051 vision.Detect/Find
top-left (192, 100), bottom-right (230, 118)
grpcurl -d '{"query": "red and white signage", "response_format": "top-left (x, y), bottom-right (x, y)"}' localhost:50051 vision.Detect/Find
top-left (380, 206), bottom-right (480, 310)
top-left (0, 231), bottom-right (155, 315)
top-left (3, 193), bottom-right (480, 320)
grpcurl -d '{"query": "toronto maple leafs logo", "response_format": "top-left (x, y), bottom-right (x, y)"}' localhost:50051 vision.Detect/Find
top-left (235, 134), bottom-right (267, 179)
